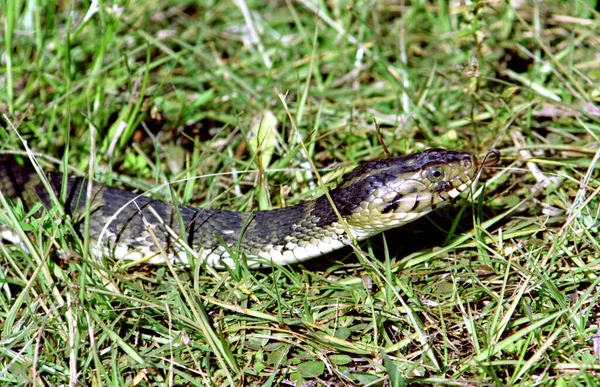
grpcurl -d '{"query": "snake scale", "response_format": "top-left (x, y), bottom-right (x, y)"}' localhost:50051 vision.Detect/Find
top-left (0, 149), bottom-right (499, 268)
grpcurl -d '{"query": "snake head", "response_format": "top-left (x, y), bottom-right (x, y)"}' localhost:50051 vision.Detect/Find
top-left (327, 148), bottom-right (494, 237)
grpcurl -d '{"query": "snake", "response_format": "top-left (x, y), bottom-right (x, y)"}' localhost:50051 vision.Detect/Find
top-left (0, 148), bottom-right (499, 268)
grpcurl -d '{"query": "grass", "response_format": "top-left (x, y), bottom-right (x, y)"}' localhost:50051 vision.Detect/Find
top-left (1, 0), bottom-right (600, 385)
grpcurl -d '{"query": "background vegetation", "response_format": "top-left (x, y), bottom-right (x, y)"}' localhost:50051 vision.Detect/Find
top-left (1, 0), bottom-right (600, 385)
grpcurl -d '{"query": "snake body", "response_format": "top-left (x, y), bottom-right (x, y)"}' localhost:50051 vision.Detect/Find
top-left (0, 149), bottom-right (494, 268)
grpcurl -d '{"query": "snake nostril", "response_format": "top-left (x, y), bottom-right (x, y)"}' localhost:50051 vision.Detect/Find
top-left (460, 157), bottom-right (474, 170)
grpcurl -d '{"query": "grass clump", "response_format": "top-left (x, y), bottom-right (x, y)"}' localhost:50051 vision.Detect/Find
top-left (1, 0), bottom-right (600, 385)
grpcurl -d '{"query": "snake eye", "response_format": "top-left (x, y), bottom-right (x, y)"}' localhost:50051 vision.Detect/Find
top-left (426, 166), bottom-right (445, 182)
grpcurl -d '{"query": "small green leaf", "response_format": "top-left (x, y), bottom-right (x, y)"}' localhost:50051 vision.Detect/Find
top-left (247, 109), bottom-right (278, 169)
top-left (266, 345), bottom-right (288, 365)
top-left (350, 372), bottom-right (380, 385)
top-left (289, 372), bottom-right (306, 386)
top-left (254, 349), bottom-right (265, 372)
top-left (329, 354), bottom-right (352, 365)
top-left (296, 360), bottom-right (325, 378)
top-left (381, 351), bottom-right (405, 387)
top-left (501, 86), bottom-right (519, 100)
top-left (334, 327), bottom-right (351, 340)
top-left (247, 110), bottom-right (279, 210)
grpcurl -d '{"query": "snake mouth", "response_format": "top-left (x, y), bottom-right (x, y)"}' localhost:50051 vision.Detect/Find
top-left (437, 148), bottom-right (500, 202)
top-left (446, 149), bottom-right (500, 198)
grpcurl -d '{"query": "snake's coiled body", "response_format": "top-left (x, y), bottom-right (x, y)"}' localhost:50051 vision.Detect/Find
top-left (0, 149), bottom-right (493, 268)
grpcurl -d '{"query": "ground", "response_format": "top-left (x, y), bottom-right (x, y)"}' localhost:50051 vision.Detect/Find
top-left (1, 0), bottom-right (600, 386)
